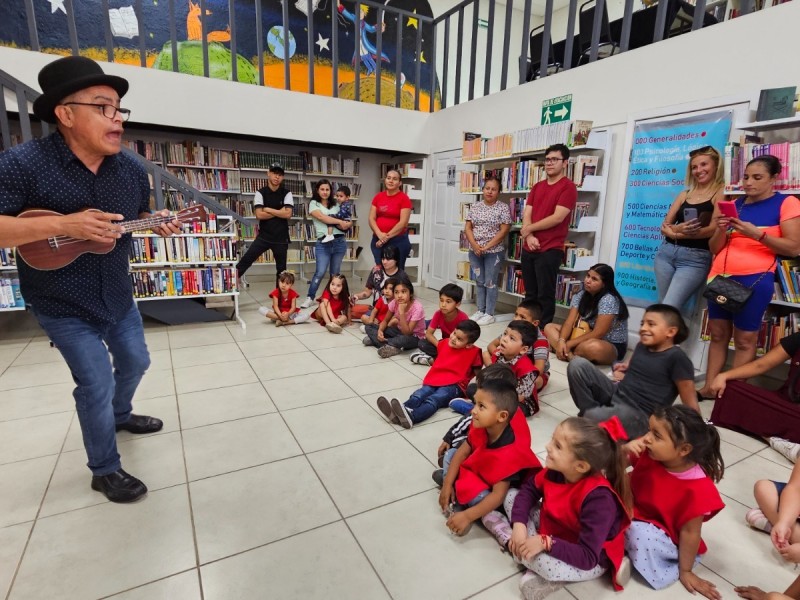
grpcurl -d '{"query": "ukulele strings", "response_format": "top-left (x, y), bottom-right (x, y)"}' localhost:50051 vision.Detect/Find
top-left (47, 214), bottom-right (184, 247)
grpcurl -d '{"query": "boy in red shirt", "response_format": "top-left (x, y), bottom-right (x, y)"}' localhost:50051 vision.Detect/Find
top-left (376, 320), bottom-right (482, 429)
top-left (410, 283), bottom-right (468, 366)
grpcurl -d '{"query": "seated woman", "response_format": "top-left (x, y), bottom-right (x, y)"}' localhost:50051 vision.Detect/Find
top-left (709, 330), bottom-right (800, 446)
top-left (543, 263), bottom-right (629, 365)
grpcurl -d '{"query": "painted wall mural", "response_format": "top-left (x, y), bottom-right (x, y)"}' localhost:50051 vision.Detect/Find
top-left (0, 0), bottom-right (440, 111)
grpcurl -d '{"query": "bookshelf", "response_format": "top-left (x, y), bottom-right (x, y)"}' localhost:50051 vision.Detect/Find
top-left (0, 248), bottom-right (24, 312)
top-left (381, 159), bottom-right (427, 285)
top-left (457, 123), bottom-right (611, 307)
top-left (128, 141), bottom-right (365, 282)
top-left (129, 215), bottom-right (244, 327)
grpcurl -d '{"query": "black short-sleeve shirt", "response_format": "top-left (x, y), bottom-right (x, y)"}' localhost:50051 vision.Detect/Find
top-left (0, 132), bottom-right (150, 324)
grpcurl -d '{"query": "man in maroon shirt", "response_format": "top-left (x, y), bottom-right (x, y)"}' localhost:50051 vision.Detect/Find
top-left (520, 143), bottom-right (578, 325)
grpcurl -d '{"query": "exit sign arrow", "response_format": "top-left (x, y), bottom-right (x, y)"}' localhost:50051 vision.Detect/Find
top-left (542, 94), bottom-right (573, 124)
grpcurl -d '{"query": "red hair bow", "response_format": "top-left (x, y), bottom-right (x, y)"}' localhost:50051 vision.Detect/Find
top-left (598, 416), bottom-right (629, 442)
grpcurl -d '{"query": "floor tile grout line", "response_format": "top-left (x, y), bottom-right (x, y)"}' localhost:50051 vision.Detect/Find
top-left (4, 408), bottom-right (76, 600)
top-left (167, 323), bottom-right (209, 600)
top-left (95, 567), bottom-right (199, 599)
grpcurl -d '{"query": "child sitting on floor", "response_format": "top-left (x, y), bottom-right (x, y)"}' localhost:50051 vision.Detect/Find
top-left (258, 271), bottom-right (309, 326)
top-left (504, 416), bottom-right (633, 599)
top-left (437, 379), bottom-right (541, 537)
top-left (409, 283), bottom-right (468, 366)
top-left (321, 185), bottom-right (353, 243)
top-left (436, 363), bottom-right (518, 474)
top-left (625, 405), bottom-right (725, 600)
top-left (311, 273), bottom-right (351, 334)
top-left (567, 303), bottom-right (699, 439)
top-left (364, 277), bottom-right (425, 358)
top-left (361, 277), bottom-right (396, 328)
top-left (376, 320), bottom-right (482, 429)
top-left (745, 451), bottom-right (800, 548)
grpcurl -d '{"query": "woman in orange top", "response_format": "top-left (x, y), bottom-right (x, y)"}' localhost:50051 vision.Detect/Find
top-left (697, 155), bottom-right (800, 400)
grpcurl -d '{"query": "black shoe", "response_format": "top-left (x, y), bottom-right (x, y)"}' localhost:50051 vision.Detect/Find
top-left (432, 469), bottom-right (444, 488)
top-left (91, 469), bottom-right (148, 503)
top-left (115, 414), bottom-right (163, 434)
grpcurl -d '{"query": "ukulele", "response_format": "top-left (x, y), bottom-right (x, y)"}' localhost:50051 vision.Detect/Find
top-left (16, 205), bottom-right (207, 271)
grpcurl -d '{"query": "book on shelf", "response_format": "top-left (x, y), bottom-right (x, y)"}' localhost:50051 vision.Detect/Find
top-left (563, 243), bottom-right (591, 268)
top-left (462, 132), bottom-right (483, 161)
top-left (508, 197), bottom-right (526, 224)
top-left (507, 231), bottom-right (524, 261)
top-left (381, 162), bottom-right (422, 178)
top-left (460, 202), bottom-right (473, 222)
top-left (570, 155), bottom-right (599, 188)
top-left (500, 264), bottom-right (525, 295)
top-left (756, 87), bottom-right (797, 122)
top-left (238, 151), bottom-right (304, 171)
top-left (570, 202), bottom-right (591, 228)
top-left (130, 267), bottom-right (236, 298)
top-left (556, 274), bottom-right (583, 306)
top-left (456, 261), bottom-right (473, 281)
top-left (129, 236), bottom-right (235, 264)
top-left (776, 259), bottom-right (800, 303)
top-left (569, 121), bottom-right (594, 146)
top-left (724, 138), bottom-right (800, 191)
top-left (0, 247), bottom-right (17, 267)
top-left (459, 231), bottom-right (470, 252)
top-left (168, 167), bottom-right (241, 192)
top-left (0, 277), bottom-right (23, 308)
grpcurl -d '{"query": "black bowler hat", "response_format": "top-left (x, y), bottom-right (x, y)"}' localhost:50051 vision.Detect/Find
top-left (33, 56), bottom-right (129, 124)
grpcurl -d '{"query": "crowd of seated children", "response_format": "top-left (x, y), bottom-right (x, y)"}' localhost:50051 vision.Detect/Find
top-left (567, 304), bottom-right (699, 438)
top-left (376, 320), bottom-right (483, 429)
top-left (410, 283), bottom-right (469, 366)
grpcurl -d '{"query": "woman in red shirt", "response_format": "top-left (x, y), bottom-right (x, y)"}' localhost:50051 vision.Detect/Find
top-left (369, 169), bottom-right (412, 269)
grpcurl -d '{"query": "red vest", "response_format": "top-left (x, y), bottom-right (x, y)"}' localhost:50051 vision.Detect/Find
top-left (535, 469), bottom-right (631, 591)
top-left (455, 410), bottom-right (542, 504)
top-left (630, 453), bottom-right (724, 554)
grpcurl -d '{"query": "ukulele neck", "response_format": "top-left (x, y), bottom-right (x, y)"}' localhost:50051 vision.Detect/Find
top-left (121, 214), bottom-right (176, 234)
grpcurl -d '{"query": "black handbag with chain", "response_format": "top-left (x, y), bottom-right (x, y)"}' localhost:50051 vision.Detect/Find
top-left (703, 210), bottom-right (774, 313)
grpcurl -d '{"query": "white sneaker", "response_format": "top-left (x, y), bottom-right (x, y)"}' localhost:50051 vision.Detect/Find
top-left (469, 310), bottom-right (485, 321)
top-left (300, 296), bottom-right (313, 309)
top-left (769, 437), bottom-right (800, 463)
top-left (476, 314), bottom-right (496, 326)
top-left (293, 311), bottom-right (310, 324)
top-left (359, 324), bottom-right (366, 334)
top-left (258, 306), bottom-right (269, 317)
top-left (321, 234), bottom-right (334, 243)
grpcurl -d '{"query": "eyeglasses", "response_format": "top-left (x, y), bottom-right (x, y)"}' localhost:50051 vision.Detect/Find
top-left (61, 102), bottom-right (131, 122)
top-left (689, 145), bottom-right (718, 157)
top-left (544, 157), bottom-right (564, 164)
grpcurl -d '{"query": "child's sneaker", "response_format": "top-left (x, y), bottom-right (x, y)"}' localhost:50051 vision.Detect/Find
top-left (376, 396), bottom-right (399, 424)
top-left (519, 570), bottom-right (564, 600)
top-left (390, 398), bottom-right (414, 429)
top-left (362, 336), bottom-right (373, 346)
top-left (769, 437), bottom-right (800, 463)
top-left (378, 345), bottom-right (402, 358)
top-left (359, 324), bottom-right (366, 334)
top-left (258, 306), bottom-right (269, 318)
top-left (616, 556), bottom-right (632, 587)
top-left (410, 352), bottom-right (432, 365)
top-left (469, 310), bottom-right (485, 321)
top-left (481, 510), bottom-right (512, 549)
top-left (321, 234), bottom-right (334, 243)
top-left (449, 398), bottom-right (474, 415)
top-left (476, 314), bottom-right (496, 326)
top-left (293, 311), bottom-right (310, 324)
top-left (300, 296), bottom-right (313, 309)
top-left (432, 469), bottom-right (444, 487)
top-left (326, 322), bottom-right (343, 334)
top-left (745, 508), bottom-right (773, 534)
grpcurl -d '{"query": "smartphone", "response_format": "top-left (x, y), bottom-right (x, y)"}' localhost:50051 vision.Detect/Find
top-left (683, 207), bottom-right (698, 222)
top-left (718, 201), bottom-right (739, 219)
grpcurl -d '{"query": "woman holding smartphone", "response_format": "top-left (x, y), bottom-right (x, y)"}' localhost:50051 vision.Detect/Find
top-left (654, 145), bottom-right (724, 311)
top-left (696, 154), bottom-right (800, 400)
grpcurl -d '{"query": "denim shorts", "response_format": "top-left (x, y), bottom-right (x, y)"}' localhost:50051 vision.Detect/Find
top-left (705, 271), bottom-right (776, 331)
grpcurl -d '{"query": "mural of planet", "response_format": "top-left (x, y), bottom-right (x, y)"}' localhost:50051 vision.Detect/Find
top-left (266, 25), bottom-right (296, 60)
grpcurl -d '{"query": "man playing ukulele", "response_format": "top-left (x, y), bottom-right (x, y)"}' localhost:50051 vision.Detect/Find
top-left (0, 57), bottom-right (181, 503)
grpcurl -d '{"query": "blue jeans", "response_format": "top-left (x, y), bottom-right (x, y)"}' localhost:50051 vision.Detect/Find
top-left (308, 236), bottom-right (347, 298)
top-left (33, 302), bottom-right (151, 476)
top-left (469, 250), bottom-right (505, 316)
top-left (653, 242), bottom-right (712, 313)
top-left (370, 233), bottom-right (412, 270)
top-left (404, 383), bottom-right (462, 424)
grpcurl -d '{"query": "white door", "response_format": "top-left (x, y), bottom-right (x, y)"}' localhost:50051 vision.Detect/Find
top-left (425, 149), bottom-right (466, 291)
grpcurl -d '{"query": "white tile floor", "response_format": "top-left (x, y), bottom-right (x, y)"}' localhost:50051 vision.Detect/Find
top-left (1, 279), bottom-right (798, 600)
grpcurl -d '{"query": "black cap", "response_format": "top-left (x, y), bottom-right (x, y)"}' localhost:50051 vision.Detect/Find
top-left (268, 163), bottom-right (285, 175)
top-left (33, 56), bottom-right (129, 124)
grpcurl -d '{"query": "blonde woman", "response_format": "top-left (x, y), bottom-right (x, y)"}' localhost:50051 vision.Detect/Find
top-left (654, 145), bottom-right (725, 312)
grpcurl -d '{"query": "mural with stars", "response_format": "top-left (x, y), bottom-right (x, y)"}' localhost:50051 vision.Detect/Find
top-left (0, 0), bottom-right (440, 111)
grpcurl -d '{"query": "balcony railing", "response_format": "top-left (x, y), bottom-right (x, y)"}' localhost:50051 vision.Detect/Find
top-left (3, 0), bottom-right (786, 111)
